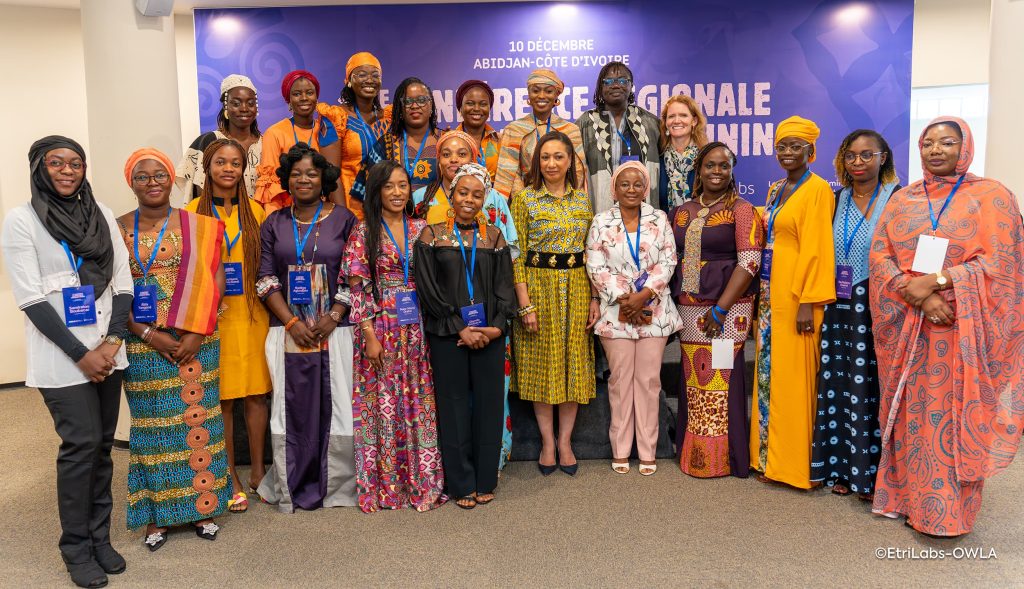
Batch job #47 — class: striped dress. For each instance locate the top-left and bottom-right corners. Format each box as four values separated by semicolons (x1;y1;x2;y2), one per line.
118;210;229;529
493;114;587;200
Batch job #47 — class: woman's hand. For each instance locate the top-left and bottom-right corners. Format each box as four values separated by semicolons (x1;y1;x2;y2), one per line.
475;326;502;343
289;321;319;349
617;290;649;319
587;298;601;329
148;330;179;364
796;303;815;334
901;274;937;308
458;327;488;349
701;308;724;339
364;333;384;371
173;333;204;365
312;314;339;342
520;310;539;333
76;349;114;383
921;293;955;326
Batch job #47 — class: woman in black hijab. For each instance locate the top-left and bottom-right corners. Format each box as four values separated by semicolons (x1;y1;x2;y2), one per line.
1;136;134;588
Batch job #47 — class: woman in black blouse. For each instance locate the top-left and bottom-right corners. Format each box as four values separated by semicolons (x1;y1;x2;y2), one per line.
414;162;516;509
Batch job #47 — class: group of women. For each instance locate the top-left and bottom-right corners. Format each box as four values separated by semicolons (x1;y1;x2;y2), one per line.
5;52;1023;589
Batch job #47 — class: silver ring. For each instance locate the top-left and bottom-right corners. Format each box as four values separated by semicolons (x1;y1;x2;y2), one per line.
929;316;940;323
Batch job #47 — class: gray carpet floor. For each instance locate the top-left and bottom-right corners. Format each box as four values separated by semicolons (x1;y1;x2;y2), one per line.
1;386;1020;588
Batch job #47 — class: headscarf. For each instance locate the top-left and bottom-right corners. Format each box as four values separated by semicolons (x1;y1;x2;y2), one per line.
450;162;491;193
220;74;257;96
345;52;381;85
610;160;650;202
526;68;564;94
123;148;175;187
455;80;494;109
281;70;320;102
919;115;974;184
775;115;821;162
438;129;481;161
28;135;114;295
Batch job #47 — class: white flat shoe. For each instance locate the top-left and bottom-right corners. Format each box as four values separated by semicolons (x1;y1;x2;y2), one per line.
611;461;630;474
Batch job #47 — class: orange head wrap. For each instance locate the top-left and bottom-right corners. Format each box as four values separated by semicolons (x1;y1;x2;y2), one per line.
345;52;382;85
775;116;821;162
123;148;175;187
438;129;481;161
526;68;564;94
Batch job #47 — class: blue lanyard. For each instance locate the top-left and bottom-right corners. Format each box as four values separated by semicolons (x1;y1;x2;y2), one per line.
622;214;642;271
614;120;632;153
533;113;551;141
60;241;83;274
291;200;324;265
381;216;410;285
924;174;965;232
765;170;811;244
455;226;478;303
209;203;241;256
291;115;318;145
841;182;882;260
403;131;428;178
352;108;379;157
133;208;172;282
461;124;488;167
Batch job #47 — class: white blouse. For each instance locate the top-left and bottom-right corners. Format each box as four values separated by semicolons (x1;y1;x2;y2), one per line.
1;203;133;388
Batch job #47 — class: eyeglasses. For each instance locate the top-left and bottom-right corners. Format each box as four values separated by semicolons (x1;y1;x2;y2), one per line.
775;143;810;154
616;181;646;192
402;96;432;107
602;77;631;87
132;172;171;185
44;157;84;172
843;150;884;164
920;140;961;150
351;71;381;82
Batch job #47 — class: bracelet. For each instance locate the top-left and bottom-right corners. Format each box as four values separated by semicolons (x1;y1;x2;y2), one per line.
713;304;729;317
517;305;536;318
141;326;153;343
590;295;600;301
709;306;725;326
284;317;300;331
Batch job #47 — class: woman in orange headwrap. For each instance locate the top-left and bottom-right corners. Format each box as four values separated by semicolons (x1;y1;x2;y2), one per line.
748;116;836;490
316;52;391;220
870;116;1024;537
494;69;587;200
254;70;342;212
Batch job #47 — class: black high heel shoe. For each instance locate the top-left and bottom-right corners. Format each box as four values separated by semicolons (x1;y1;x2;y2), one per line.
558;462;579;477
537;462;558;476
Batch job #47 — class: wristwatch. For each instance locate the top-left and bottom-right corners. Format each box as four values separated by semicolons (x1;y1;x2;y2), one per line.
934;272;948;290
103;335;123;347
329;310;343;323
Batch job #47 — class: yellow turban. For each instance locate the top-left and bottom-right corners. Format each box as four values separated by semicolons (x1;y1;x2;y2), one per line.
345;52;381;84
526;68;564;94
775;116;821;162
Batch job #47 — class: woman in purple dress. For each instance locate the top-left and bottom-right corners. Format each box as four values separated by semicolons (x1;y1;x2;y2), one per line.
255;143;358;512
672;142;763;478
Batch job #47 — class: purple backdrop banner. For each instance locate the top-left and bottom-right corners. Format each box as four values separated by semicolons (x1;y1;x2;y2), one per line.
194;0;913;203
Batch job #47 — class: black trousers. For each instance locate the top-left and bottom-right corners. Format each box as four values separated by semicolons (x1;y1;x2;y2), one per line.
427;334;505;498
39;372;122;563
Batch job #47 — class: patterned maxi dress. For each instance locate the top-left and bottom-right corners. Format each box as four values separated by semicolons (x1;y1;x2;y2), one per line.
672;198;762;478
344;218;446;512
510;185;595;405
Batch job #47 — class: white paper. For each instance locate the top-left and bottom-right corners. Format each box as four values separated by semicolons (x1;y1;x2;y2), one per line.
711;338;733;370
911;234;949;275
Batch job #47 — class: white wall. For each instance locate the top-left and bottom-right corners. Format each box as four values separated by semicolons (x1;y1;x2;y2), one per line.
911;0;991;87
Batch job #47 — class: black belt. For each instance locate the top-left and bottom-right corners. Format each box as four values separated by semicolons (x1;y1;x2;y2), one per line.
525;250;586;269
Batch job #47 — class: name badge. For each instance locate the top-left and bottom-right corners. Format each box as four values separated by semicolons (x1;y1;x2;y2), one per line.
711;338;733;370
836;264;854;299
288;270;313;305
460;302;486;328
911;234;949;275
224;262;244;296
63;285;97;327
633;271;649;292
620;155;641;164
760;249;773;280
133;284;158;323
395;291;420;325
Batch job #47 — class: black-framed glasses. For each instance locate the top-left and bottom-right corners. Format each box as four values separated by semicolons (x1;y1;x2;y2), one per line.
920;140;961;150
44;157;84;172
843;150;884;164
402;96;432;107
602;77;631;87
132;172;171;185
775;143;810;154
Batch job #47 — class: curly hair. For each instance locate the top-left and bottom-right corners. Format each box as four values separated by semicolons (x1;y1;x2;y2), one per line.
390;77;438;138
276;142;340;197
592;61;636;111
659;95;708;152
363;160;413;303
832;129;898;188
691;141;739;208
524;131;579;191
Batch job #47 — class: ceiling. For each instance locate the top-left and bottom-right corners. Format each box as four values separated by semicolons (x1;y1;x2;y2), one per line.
2;0;535;14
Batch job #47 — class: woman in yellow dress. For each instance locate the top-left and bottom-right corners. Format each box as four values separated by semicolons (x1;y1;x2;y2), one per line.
748;116;836;489
186;138;272;512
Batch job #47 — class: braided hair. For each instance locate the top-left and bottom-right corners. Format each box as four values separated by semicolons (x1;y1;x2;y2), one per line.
592;61;636;111
691;141;739;208
391;77;438;138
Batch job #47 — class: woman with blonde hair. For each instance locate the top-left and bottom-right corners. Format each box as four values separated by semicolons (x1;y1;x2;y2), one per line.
658;95;708;210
